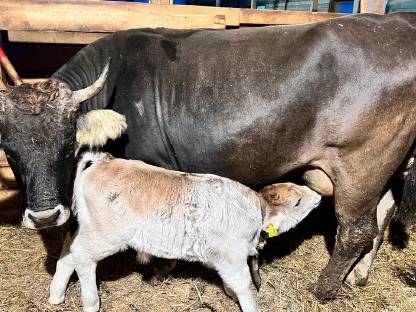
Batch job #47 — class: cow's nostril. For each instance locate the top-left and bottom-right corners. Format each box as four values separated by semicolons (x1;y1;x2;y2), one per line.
28;210;60;228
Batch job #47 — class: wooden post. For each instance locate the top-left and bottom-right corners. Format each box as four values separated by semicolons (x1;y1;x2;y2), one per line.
310;0;319;12
361;0;387;14
0;76;6;90
0;48;23;86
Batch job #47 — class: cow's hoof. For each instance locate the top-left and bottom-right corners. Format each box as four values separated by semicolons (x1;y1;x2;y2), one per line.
143;273;162;286
308;282;338;303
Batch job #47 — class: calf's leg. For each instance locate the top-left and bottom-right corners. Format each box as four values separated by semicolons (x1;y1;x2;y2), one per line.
215;259;259;312
70;231;121;312
49;233;75;304
345;189;396;286
69;234;101;312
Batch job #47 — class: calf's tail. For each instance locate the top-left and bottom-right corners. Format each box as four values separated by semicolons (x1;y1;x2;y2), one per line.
395;150;416;225
71;151;112;213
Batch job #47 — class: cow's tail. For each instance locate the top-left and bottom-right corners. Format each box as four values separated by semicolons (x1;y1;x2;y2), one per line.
395;152;416;225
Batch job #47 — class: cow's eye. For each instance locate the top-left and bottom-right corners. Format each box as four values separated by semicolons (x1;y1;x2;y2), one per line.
294;198;301;207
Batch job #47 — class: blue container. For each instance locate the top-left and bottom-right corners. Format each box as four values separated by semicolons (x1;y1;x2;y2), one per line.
335;1;354;13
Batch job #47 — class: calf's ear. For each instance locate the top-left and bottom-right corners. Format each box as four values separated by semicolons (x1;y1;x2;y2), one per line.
76;109;127;147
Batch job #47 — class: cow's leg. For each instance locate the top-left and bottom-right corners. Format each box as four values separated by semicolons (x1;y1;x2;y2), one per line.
309;186;380;301
142;258;177;286
215;258;258;312
346;189;396;286
49;232;75;304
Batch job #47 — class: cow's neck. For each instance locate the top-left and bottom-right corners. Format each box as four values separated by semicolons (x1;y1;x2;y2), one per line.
51;39;118;113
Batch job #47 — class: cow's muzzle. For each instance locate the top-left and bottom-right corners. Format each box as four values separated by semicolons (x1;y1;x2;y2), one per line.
22;204;70;230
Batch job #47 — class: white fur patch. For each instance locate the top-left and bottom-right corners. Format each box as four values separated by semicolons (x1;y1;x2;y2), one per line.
76;110;127;147
135;100;144;116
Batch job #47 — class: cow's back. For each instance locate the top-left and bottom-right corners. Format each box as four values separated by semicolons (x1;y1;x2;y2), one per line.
159;13;416;185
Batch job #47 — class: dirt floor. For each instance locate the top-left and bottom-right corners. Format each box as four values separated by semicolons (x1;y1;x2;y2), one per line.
1;203;416;312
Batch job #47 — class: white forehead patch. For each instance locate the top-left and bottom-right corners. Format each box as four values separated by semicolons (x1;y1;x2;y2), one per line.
76;109;127;147
135;100;144;116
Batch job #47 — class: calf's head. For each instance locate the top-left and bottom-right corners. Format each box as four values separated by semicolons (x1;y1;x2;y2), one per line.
0;63;125;229
260;182;321;235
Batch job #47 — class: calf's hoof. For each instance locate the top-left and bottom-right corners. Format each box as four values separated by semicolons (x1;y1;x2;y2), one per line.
83;301;100;312
345;269;369;287
48;295;65;305
308;282;339;303
223;284;238;302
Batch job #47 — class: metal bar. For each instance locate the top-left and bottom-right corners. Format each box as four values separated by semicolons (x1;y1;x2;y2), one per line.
353;0;360;13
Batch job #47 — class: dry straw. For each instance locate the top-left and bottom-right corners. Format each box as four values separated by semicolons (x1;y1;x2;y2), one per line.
1;205;415;312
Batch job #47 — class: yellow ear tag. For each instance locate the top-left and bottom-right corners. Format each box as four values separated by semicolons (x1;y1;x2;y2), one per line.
266;224;279;238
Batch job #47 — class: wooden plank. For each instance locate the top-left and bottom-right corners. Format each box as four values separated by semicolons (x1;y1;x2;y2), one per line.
0;189;21;212
0;151;8;168
22;78;47;84
150;0;173;4
0;151;17;189
364;0;387;14
361;0;368;13
0;151;17;190
0;167;17;189
0;74;6;90
0;1;231;31
0;48;23;85
240;9;344;25
8;31;106;44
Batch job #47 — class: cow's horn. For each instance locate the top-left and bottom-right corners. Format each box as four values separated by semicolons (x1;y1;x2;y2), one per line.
72;60;110;104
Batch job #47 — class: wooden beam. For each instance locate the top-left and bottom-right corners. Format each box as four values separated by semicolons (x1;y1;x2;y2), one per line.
22;78;47;84
0;75;6;90
0;151;8;167
0;167;17;189
150;0;173;4
360;0;368;13
0;1;231;31
0;48;23;85
0;0;345;35
0;190;21;213
8;31;106;44
239;9;344;25
363;0;387;14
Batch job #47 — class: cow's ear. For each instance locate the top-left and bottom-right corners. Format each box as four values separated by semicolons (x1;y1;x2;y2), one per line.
76;109;127;147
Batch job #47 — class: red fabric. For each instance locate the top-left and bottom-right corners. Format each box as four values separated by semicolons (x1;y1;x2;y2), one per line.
0;48;5;58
